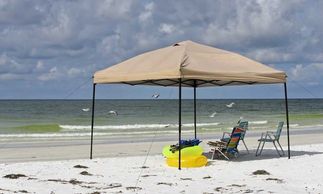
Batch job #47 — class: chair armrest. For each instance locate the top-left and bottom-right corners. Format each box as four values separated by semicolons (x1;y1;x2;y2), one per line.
260;131;275;141
260;132;267;139
222;132;231;139
207;141;226;148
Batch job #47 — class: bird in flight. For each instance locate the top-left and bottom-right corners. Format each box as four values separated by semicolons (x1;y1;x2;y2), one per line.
209;112;217;117
152;93;160;98
108;110;118;116
82;108;90;112
226;102;235;108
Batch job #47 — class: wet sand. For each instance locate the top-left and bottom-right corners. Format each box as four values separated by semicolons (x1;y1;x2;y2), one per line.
1;127;323;163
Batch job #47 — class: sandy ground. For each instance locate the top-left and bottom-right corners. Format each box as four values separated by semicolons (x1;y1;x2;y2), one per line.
0;142;323;193
0;128;323;193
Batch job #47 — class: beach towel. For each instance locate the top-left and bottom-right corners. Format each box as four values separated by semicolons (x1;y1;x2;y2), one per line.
170;139;202;153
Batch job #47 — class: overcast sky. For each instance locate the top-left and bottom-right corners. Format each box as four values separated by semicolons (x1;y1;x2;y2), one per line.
0;0;322;99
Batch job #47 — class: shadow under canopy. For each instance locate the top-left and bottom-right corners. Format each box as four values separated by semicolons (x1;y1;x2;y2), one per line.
90;40;290;169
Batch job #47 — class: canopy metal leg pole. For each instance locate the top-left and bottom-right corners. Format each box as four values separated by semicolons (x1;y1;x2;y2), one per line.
194;80;197;139
178;78;182;170
90;83;96;159
284;82;290;159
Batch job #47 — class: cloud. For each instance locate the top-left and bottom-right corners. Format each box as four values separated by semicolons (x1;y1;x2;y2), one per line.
67;67;84;78
139;2;154;22
37;67;60;81
0;0;323;98
0;73;27;80
159;23;176;34
289;63;323;85
36;61;44;70
0;53;30;75
0;0;45;25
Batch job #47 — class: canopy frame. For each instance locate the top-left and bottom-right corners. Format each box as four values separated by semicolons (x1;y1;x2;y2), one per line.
89;80;291;169
118;79;260;87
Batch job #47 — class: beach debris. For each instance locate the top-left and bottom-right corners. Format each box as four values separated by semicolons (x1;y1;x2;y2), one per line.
73;164;88;169
152;93;160;98
228;184;246;187
47;178;83;185
0;188;29;193
209;112;217;117
27;177;38;180
243;189;254;193
252;170;270;175
141;174;157;177
90;192;100;194
69;179;83;185
180;178;193;181
226;102;235;108
80;171;92;176
203;176;212;179
214;187;227;192
126;186;142;191
3;174;27;179
266;177;284;183
82;108;90;112
104;183;122;189
108;110;118;116
157;182;173;186
141;166;149;169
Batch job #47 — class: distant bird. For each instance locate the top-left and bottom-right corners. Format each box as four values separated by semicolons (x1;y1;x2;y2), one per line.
226;102;235;108
209;112;217;117
82;108;90;112
152;93;160;99
108;110;118;116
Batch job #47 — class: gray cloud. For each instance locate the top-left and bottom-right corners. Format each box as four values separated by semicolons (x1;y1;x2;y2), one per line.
289;63;323;85
0;0;323;98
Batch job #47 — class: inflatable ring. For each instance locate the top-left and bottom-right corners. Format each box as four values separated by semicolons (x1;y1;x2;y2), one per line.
162;145;203;158
166;155;208;168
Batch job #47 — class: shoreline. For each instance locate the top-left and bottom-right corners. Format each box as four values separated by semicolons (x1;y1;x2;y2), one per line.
1;126;323;163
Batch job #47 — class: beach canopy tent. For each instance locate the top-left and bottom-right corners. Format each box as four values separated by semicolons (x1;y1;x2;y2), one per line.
91;40;290;169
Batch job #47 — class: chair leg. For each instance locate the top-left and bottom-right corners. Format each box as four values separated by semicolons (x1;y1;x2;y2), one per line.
259;140;266;155
273;141;282;157
242;140;249;154
216;148;230;160
211;149;216;160
256;141;262;156
277;141;285;156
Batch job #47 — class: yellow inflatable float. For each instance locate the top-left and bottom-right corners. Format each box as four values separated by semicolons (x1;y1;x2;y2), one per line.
162;145;203;158
166;155;208;168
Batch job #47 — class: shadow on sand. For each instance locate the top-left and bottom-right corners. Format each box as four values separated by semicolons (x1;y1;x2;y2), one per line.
203;148;323;163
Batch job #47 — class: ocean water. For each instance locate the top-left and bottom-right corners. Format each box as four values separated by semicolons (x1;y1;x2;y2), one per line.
0;99;323;140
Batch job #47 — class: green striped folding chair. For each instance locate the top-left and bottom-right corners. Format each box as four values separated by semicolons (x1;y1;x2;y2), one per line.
221;121;249;153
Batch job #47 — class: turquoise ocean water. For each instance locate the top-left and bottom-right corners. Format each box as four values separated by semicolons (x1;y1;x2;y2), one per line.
0;99;322;140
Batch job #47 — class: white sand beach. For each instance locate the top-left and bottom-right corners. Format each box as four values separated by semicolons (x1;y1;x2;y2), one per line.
1;129;323;194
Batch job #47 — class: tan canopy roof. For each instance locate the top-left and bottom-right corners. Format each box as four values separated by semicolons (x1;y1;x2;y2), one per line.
94;40;286;87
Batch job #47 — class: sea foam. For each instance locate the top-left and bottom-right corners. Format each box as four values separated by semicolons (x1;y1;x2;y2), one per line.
59;122;220;131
